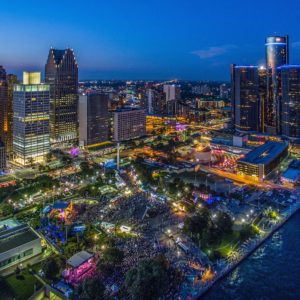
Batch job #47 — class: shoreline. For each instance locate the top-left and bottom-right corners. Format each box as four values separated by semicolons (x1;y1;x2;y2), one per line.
193;201;300;299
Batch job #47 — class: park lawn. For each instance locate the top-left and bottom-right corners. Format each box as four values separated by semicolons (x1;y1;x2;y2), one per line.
204;230;241;259
5;269;42;300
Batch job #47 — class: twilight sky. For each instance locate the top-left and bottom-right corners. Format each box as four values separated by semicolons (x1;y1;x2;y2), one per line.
1;0;300;81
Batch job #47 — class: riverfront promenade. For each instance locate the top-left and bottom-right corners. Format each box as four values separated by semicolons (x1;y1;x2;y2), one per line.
180;199;300;299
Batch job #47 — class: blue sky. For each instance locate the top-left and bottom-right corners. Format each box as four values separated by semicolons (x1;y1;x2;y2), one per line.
1;0;300;80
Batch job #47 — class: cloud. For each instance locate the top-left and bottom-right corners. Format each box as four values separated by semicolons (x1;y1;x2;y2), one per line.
191;44;237;59
292;41;300;48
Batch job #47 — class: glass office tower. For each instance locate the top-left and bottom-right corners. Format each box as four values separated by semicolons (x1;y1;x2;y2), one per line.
13;72;50;166
6;74;19;157
231;66;262;132
278;65;300;140
0;66;8;153
265;36;289;133
45;48;78;145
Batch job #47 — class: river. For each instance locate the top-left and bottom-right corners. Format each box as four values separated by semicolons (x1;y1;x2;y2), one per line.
203;212;300;300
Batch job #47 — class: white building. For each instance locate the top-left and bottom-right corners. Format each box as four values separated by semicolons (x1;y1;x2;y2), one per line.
0;221;42;274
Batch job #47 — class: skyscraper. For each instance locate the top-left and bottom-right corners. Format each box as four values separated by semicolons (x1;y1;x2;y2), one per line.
163;85;180;116
265;35;289;133
13;72;50;166
231;66;262;132
78;93;109;146
0;66;8;154
278;65;300;139
6;74;18;157
45;48;78;145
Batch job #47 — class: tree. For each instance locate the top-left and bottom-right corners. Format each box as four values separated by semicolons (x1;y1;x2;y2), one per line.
60;155;72;166
45;152;53;163
27;157;34;167
80;161;90;173
74;277;106;300
123;256;181;300
214;212;233;235
183;207;210;236
42;257;61;280
102;247;124;265
0;203;14;217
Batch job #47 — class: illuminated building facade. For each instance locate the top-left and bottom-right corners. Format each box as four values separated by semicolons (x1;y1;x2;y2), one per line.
78;93;109;146
0;67;8;157
113;108;146;142
45;48;78;145
237;141;288;179
265;36;289;133
0;222;42;274
0;141;6;172
278;65;300;139
231;66;262;132
13;72;50;166
163;84;180;116
6;74;18;157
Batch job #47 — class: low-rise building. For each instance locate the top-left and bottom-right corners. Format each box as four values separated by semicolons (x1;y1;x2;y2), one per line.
281;159;300;187
237;141;288;180
63;250;97;286
0;221;42;274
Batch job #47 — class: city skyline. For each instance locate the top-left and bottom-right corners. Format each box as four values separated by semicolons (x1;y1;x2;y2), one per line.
1;0;300;80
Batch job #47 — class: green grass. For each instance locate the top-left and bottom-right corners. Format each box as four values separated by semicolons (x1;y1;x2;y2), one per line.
5;269;42;300
203;231;241;260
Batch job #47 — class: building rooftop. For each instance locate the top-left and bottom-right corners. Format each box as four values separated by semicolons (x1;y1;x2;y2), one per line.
52;202;69;210
67;251;94;268
52;49;66;65
282;168;300;181
238;141;288;165
289;159;300;169
0;224;40;253
0;218;20;232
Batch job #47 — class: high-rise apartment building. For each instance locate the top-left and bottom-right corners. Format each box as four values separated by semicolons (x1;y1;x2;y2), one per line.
45;48;78;145
163;84;180;116
265;36;289;133
278;65;300;139
163;84;181;101
113;109;146;142
78;93;109;146
13;72;50;166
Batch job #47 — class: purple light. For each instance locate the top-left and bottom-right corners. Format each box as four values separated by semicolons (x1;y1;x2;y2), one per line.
70;147;80;157
175;123;187;131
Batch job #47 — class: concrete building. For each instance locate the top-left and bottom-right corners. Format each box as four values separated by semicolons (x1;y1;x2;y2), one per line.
13;72;50;166
0;220;42;274
163;84;180;101
78;93;109;146
281;160;300;187
237;141;288;180
113;109;146;142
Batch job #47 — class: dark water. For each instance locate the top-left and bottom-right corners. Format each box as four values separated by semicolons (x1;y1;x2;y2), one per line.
203;213;300;300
